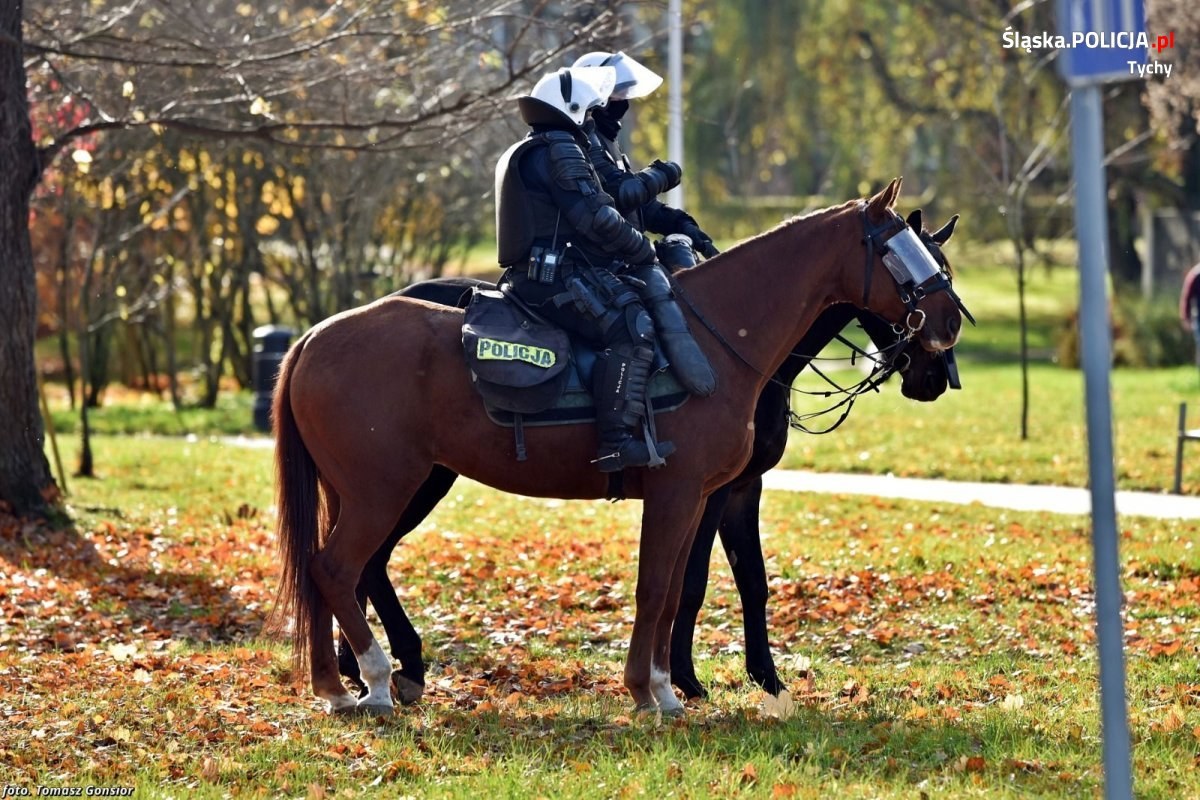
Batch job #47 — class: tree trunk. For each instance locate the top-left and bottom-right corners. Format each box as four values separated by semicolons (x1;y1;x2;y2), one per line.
1107;178;1142;287
58;198;76;409
76;320;94;479
0;1;56;515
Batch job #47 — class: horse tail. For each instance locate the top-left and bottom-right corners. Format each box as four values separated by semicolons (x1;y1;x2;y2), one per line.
269;331;327;678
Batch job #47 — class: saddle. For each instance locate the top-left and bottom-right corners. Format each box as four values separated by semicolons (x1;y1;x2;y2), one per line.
461;287;689;458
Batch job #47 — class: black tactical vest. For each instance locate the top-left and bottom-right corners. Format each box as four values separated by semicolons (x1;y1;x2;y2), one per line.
494;132;574;268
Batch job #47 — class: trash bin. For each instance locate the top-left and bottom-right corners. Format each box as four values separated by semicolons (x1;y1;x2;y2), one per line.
252;325;295;432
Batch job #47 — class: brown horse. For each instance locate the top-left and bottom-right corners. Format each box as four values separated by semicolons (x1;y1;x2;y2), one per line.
273;179;965;716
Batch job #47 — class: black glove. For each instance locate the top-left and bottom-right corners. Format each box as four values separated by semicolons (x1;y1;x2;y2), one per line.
681;222;719;259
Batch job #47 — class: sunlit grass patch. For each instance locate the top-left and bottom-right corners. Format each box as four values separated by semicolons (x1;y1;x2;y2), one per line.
4;436;1197;797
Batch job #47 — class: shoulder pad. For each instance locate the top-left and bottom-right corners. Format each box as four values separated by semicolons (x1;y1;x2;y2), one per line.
547;140;594;190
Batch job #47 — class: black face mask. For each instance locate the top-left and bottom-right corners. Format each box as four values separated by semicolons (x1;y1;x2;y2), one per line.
592;100;630;141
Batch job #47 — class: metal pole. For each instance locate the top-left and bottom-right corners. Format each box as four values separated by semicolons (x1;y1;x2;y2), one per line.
666;0;684;210
1068;83;1134;800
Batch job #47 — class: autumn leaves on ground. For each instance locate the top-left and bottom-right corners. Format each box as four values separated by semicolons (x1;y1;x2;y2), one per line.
1;435;1198;798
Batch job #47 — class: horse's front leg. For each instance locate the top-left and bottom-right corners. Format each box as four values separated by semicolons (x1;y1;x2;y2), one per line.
719;477;784;696
625;486;705;717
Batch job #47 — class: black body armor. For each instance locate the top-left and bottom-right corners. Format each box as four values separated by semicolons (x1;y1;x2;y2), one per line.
495;130;654;270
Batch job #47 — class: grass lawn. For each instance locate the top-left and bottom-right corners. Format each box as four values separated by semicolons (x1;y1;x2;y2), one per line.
3;435;1198;798
12;241;1199;795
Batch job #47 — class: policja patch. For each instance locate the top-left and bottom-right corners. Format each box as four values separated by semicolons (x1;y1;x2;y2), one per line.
476;337;557;368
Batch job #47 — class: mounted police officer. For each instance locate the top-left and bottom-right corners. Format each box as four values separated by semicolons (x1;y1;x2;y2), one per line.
497;65;680;472
571;51;717;397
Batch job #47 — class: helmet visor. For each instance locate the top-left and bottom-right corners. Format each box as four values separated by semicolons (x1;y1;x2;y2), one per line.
570;65;617;111
603;52;664;100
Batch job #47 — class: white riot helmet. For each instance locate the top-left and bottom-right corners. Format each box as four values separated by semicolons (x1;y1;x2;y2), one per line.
517;65;616;129
572;51;662;100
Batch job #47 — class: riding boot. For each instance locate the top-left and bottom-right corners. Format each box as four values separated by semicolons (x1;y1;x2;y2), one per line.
593;344;676;472
628;261;717;397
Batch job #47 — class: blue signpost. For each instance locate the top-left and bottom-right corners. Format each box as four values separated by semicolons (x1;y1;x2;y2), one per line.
1057;0;1147;85
1055;1;1146;798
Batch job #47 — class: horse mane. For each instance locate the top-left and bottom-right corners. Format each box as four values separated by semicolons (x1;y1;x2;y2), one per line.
678;198;862;284
679;196;955;282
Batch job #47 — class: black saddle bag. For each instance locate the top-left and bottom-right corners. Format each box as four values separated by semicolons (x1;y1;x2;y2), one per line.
461;288;571;414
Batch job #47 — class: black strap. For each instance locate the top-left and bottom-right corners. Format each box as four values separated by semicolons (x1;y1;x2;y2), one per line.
513;413;527;461
606;472;625;502
668;272;766;376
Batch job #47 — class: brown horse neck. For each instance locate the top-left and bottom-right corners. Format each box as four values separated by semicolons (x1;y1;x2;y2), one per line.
675;200;862;385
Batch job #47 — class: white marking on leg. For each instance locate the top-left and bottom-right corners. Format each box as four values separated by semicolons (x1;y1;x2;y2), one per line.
357;640;394;710
650;665;683;714
316;686;358;714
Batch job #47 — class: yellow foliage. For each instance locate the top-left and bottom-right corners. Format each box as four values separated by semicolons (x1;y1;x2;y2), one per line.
255;215;280;236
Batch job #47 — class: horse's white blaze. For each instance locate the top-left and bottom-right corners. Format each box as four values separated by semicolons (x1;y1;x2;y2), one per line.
357;640;393;708
650;666;682;712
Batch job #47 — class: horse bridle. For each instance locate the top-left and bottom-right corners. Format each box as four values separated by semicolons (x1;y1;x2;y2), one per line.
859;203;975;338
672;205;971;430
781;214;972;432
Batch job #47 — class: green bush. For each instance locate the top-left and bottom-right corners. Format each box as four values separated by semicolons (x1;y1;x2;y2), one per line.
1057;293;1193;368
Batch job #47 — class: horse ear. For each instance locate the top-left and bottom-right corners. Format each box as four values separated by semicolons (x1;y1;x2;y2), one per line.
866;177;903;219
906;208;924;231
930;214;959;245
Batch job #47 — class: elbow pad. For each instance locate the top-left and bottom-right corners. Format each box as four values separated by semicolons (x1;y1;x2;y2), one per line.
592;205;655;265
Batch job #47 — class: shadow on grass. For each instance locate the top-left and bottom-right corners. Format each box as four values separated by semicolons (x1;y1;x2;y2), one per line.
319;699;1102;796
0;510;262;653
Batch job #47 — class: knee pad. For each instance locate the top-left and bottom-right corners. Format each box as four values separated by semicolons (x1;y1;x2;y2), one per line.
630;262;673;304
626;306;656;346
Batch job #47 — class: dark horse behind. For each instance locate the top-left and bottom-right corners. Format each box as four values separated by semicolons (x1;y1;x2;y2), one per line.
335;209;962;705
272;179;965;716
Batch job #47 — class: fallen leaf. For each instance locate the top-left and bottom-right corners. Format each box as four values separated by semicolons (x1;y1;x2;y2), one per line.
1000;694;1025;710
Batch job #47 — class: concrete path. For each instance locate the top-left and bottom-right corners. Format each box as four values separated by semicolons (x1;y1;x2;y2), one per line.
221;437;1200;520
762;469;1200;520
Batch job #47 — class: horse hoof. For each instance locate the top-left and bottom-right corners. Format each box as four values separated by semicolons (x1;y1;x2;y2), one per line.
673;675;707;700
633;702;657;717
661;705;687;720
392;672;424;706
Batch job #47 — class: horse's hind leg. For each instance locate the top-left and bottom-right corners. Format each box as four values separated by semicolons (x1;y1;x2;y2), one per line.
338;466;459;703
670;484;733;699
720;477;784;696
311;495;408;715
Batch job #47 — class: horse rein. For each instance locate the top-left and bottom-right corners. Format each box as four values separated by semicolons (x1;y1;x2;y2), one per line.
778;326;913;435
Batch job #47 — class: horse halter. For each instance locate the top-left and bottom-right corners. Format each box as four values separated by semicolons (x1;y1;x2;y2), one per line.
859;204;975;336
